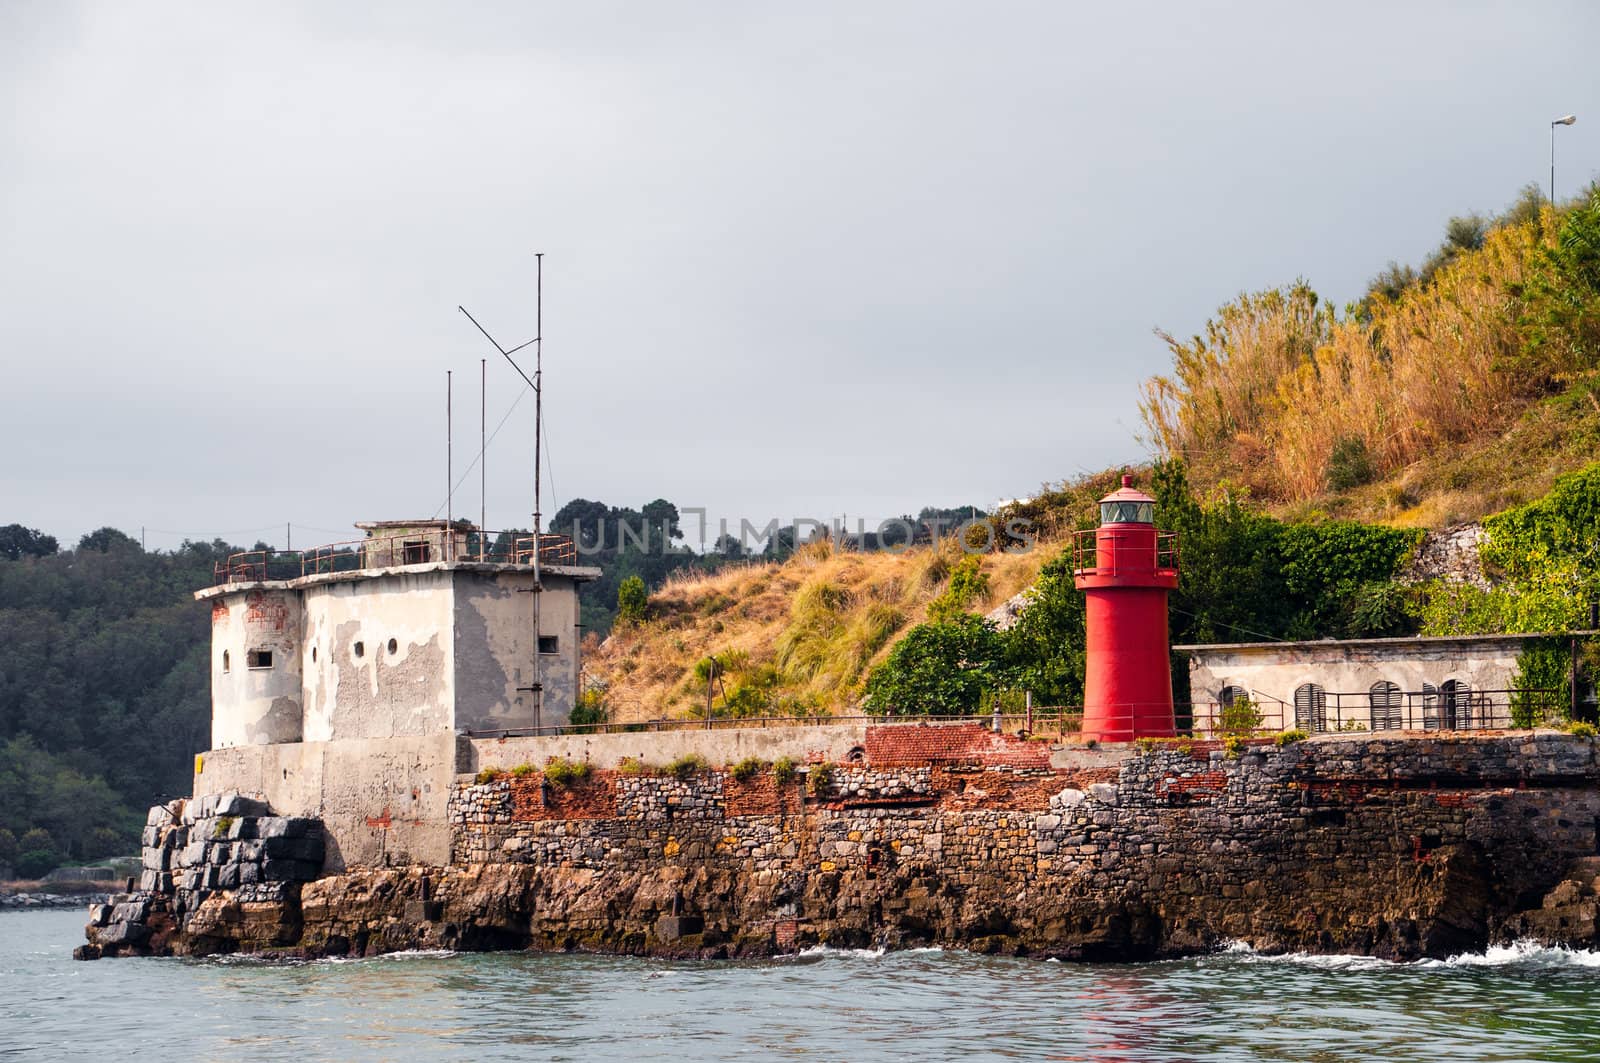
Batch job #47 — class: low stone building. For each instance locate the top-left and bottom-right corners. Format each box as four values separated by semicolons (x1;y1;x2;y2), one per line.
1177;632;1585;734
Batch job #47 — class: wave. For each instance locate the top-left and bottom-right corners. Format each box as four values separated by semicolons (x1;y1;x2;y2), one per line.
1219;939;1600;970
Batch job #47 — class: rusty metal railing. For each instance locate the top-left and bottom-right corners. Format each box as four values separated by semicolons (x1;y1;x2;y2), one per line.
213;530;580;585
463;692;1575;741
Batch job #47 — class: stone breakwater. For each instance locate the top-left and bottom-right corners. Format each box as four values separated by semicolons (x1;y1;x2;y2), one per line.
79;731;1600;962
75;792;323;959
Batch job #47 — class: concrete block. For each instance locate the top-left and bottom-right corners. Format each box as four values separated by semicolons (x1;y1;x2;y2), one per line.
654;914;703;941
97;921;150;948
215;793;269;818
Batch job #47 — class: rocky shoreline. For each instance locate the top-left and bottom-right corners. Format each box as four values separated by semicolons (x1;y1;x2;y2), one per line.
2;891;112;911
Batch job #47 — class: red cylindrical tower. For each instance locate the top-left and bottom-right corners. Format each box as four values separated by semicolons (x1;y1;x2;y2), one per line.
1073;475;1179;742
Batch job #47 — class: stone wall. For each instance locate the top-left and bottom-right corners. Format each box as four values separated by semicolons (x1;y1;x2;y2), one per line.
429;732;1600;960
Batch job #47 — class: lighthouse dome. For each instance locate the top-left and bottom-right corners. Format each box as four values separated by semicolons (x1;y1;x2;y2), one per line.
1098;475;1156;525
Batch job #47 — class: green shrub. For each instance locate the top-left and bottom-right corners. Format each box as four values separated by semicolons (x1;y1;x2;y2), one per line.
0;828;17;865
617;757;650;776
474;767;505;785
666;753;709;781
1274;729;1310;746
569;688;609;728
1223;736;1246;758
807;761;834;796
213;816;235;838
1326;436;1376;491
1567;721;1597;738
616;576;648;627
729;757;765;782
15;828;58;879
543;758;592;787
1215;698;1264;737
771;756;798;785
510;763;537;779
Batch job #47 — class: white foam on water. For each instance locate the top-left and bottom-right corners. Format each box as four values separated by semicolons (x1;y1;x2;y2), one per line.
1424;940;1600;969
1219;939;1600;971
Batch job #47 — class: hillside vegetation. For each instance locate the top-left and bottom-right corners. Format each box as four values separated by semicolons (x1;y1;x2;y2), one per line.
588;535;1053;722
1142;186;1600;525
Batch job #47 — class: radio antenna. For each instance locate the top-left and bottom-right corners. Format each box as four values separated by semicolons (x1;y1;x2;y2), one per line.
458;252;546;730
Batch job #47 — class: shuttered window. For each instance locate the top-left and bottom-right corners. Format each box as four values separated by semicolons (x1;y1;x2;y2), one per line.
1294;683;1328;733
1369;681;1402;731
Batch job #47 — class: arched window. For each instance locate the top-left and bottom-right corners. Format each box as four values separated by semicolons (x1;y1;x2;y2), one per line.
1219;685;1248;709
1441;680;1472;730
1294;683;1328;733
222;650;230;674
1422;682;1439;731
1369;681;1402;731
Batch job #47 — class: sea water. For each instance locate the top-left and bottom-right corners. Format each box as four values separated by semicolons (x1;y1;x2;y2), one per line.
4;910;1599;1061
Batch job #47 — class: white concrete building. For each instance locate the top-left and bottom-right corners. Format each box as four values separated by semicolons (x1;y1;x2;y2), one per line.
1178;633;1582;734
197;520;601;749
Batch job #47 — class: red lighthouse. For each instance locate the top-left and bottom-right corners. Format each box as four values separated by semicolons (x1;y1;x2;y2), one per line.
1072;475;1180;742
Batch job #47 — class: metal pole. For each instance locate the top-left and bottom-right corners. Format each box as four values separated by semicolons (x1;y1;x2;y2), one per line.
446;370;453;559
480;357;487;560
533;253;544;732
1552;121;1557;204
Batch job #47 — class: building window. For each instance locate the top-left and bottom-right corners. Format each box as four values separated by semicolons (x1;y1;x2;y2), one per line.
1421;682;1440;730
311;645;317;663
538;635;559;655
403;540;431;564
1441;679;1472;730
1218;685;1248;709
246;649;273;670
1294;683;1328;733
354;641;365;659
387;638;398;655
1370;681;1402;731
222;650;230;674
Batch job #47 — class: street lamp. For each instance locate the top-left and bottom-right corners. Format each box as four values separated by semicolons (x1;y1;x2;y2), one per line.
1552;114;1577;204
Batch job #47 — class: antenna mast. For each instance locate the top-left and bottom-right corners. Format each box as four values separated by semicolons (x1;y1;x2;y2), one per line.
456;253;548;732
532;252;544;733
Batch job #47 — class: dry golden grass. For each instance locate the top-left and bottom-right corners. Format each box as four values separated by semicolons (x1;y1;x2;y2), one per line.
1142;210;1564;503
587;537;1056;723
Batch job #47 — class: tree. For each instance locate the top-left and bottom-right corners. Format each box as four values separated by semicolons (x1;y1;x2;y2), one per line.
616;576;648;626
77;527;141;553
864;615;1009;715
0;525;58;561
15;828;59;879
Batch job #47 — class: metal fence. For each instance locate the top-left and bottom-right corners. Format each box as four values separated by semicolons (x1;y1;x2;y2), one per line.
213;530;579;585
461;692;1572;741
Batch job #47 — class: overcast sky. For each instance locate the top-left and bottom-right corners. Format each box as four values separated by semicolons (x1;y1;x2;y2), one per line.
3;1;1597;552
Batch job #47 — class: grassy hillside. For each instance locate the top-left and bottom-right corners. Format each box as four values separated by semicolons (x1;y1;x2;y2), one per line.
587;536;1054;722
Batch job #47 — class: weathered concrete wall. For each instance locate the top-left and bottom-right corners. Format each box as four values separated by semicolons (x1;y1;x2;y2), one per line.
209;589;303;748
466;722;875;773
193;735;459;870
1184;636;1527;730
451;570;584;733
301;571;456;742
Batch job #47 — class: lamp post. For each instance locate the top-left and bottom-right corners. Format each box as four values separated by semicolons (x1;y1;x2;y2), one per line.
1552;114;1577;204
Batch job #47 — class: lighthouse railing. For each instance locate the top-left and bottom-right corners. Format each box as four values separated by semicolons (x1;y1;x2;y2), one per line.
1070;528;1180;577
